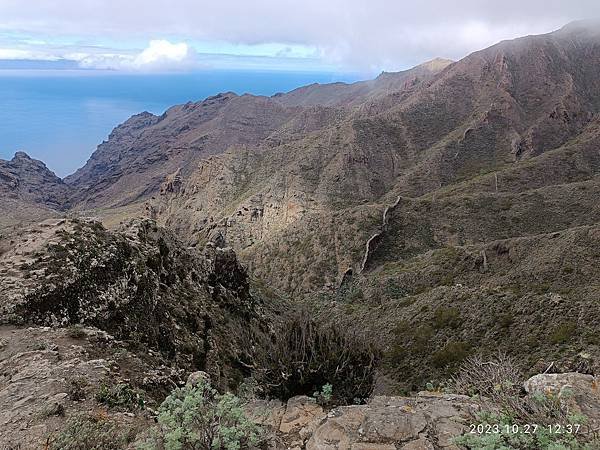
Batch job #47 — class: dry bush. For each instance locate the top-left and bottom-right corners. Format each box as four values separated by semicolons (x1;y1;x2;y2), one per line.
453;352;522;399
453;353;569;426
254;308;379;404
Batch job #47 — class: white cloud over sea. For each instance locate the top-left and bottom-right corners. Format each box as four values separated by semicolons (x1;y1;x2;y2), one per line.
68;40;198;71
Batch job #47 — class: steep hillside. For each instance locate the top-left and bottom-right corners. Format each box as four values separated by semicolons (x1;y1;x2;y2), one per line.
136;21;600;294
0;151;71;232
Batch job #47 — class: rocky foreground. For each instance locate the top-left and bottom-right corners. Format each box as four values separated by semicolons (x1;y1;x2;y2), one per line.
1;322;599;448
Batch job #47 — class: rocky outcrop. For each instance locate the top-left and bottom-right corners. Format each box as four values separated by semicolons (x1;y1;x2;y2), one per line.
524;372;600;429
0;218;271;390
246;393;480;449
0;152;71;232
0;151;71;210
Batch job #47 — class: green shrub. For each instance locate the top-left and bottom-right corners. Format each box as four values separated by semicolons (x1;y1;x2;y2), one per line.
313;383;333;407
550;321;577;344
50;414;138;450
385;280;407;299
432;307;461;329
140;379;264;450
95;382;145;409
497;313;515;329
431;341;470;368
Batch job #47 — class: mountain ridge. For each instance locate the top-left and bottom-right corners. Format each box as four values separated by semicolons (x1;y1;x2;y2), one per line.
3;21;600;295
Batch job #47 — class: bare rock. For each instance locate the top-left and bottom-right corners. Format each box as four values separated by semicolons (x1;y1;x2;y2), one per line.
244;399;286;429
186;371;210;387
306;394;478;450
279;396;325;434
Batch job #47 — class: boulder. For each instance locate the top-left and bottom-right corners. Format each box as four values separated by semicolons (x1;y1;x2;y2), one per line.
524;372;600;426
305;394;478;449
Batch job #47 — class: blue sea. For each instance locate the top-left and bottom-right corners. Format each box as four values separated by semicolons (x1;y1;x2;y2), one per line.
0;70;360;177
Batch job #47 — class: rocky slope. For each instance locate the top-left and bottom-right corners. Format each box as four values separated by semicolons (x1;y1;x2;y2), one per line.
0;218;275;391
0;152;71;232
132;20;600;297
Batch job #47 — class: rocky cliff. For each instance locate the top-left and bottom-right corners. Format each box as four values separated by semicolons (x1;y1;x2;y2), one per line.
0;151;72;231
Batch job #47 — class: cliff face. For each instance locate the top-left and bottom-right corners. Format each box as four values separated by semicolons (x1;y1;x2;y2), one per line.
0;152;72;231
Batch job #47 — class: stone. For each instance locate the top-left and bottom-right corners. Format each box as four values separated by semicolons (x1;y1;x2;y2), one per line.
279;396;325;434
244;399;286;429
186;371;210;387
306;394;477;450
524;373;600;426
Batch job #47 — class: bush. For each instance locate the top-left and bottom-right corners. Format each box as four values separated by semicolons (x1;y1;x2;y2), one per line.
550;321;577;344
254;308;379;404
432;307;461;329
313;383;333;407
453;353;522;400
68;377;88;401
140;379;264;450
50;414;138;449
452;354;598;449
431;341;470;368
95;382;145;409
66;325;87;339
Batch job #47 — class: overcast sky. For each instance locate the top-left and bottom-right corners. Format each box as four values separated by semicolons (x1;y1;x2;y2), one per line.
0;1;598;74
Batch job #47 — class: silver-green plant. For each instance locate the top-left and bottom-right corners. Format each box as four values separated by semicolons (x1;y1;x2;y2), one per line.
140;378;264;450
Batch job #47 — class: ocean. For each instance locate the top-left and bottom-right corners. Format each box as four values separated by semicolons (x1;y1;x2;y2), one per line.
0;70;361;177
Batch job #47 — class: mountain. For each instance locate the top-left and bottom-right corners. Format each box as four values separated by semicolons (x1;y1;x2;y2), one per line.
7;21;600;294
76;20;598;294
0;151;71;231
2;20;600;449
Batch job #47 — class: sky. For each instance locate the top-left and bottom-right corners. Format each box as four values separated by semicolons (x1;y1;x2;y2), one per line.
0;1;599;74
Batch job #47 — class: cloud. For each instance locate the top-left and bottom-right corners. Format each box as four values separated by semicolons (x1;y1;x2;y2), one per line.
0;0;598;72
68;40;197;71
0;48;61;61
132;40;193;68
